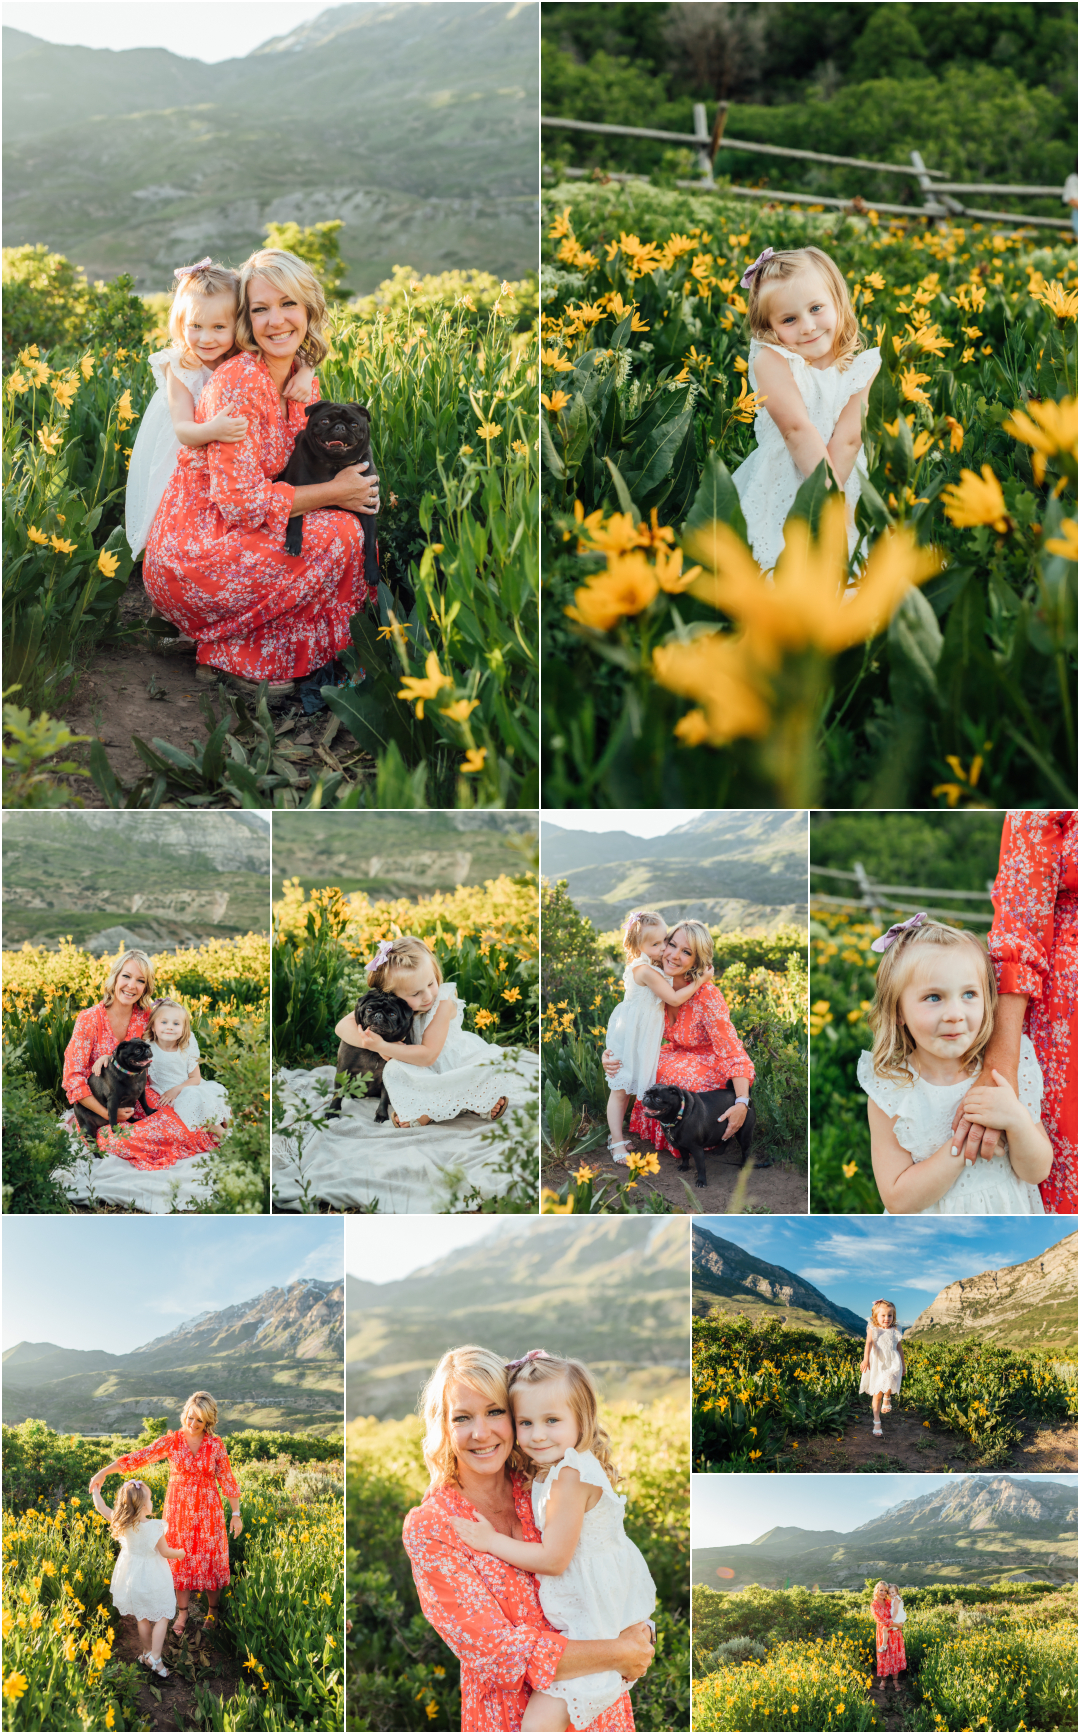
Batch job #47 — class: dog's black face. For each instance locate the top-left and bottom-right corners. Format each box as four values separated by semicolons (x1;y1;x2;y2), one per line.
355;989;413;1044
302;400;370;466
111;1039;154;1075
640;1085;684;1123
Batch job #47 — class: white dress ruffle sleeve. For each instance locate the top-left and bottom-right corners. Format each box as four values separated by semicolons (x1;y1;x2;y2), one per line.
605;962;666;1096
531;1446;656;1728
110;1519;176;1622
859;1324;905;1396
125;349;213;557
733;340;881;571
382;982;516;1124
857;1034;1046;1214
148;1036;230;1132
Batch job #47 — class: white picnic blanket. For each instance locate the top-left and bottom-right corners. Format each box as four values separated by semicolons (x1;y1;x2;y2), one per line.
53;1150;213;1214
272;1048;538;1212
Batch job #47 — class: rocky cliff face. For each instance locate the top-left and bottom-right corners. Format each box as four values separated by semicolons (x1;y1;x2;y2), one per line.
908;1232;1078;1345
857;1475;1078;1537
135;1280;343;1364
3;812;269;872
692;1225;866;1334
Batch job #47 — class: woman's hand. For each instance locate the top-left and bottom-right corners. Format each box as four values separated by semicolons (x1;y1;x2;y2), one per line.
229;1514;243;1538
601;1048;622;1078
860;1360;870;1375
330;461;380;514
616;1621;655;1683
115;1106;136;1122
450;1512;496;1549
717;1102;748;1136
89;1473;105;1492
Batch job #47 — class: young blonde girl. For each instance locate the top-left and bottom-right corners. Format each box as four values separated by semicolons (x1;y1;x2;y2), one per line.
859;1298;905;1438
605;910;706;1163
90;1477;185;1677
125;257;314;559
859;913;1051;1214
147;998;231;1137
334;936;511;1129
450;1351;656;1733
732;243;881;571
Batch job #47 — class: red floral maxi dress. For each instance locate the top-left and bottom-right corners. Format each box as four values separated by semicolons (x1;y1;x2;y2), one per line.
143;351;373;680
989;810;1078;1214
113;1431;239;1592
403;1477;635;1733
871;1595;906;1678
628;982;755;1158
63;1003;218;1168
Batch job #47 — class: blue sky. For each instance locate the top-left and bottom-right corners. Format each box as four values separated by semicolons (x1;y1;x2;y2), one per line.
542;811;705;838
698;1216;1077;1330
5;2;330;62
2;1218;342;1353
692;1473;1079;1549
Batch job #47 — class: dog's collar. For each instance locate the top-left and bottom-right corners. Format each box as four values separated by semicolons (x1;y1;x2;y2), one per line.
110;1058;151;1077
647;1089;688;1127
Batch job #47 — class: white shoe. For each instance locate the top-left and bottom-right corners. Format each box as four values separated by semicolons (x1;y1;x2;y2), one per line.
147;1655;169;1677
609;1140;631;1166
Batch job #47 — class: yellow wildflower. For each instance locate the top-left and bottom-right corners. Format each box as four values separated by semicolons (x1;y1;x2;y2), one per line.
566;551;659;630
898;365;932;405
461;747;487;774
52;376;78;410
38;426;64;455
5;370;29;395
1044;518;1077;560
653;633;771;746
97;548;120;577
940;465;1011;533
476;419;501;440
79;352;94;380
541;390;571;414
50;535;78;554
28;525;50;545
440;698;480;723
397;651;451;718
2;1674;29;1702
1001;397;1078;485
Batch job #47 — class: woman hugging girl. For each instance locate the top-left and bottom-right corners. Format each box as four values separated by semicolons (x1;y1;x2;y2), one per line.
605;909;706;1165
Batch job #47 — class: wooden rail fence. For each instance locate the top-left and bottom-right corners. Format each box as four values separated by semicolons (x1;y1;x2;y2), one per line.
542;104;1072;231
809;861;996;929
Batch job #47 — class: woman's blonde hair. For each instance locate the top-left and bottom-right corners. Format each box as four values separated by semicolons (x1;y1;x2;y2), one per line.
181;1391;218;1436
869;920;996;1084
102;950;156;1010
748;245;864;373
419;1345;524;1488
507;1352;619;1489
871;1298;897;1327
110;1479;149;1539
149;997;192;1052
367;936;443;994
622;910;666;961
235;248;330;367
665;920;715;982
167;262;241;363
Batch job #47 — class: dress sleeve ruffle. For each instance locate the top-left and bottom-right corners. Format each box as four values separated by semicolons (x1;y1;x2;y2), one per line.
857;1050;919;1151
115;1433;175;1472
839;347;880;404
553;1446;611;1492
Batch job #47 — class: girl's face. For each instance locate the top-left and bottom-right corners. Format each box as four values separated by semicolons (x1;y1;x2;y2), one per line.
151;1007;186;1049
898;949;985;1062
875;1307;896;1330
388;963;440;1013
447;1381;514;1478
511;1376;581;1467
183;292;237;366
765;266;839;365
638;924;668;965
114;961;147;1006
663;930;695;980
247;274;308;365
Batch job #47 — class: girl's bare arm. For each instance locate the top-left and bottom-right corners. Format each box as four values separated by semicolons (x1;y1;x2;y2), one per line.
90;1486;113;1519
825;383;873;486
868;1099;968;1212
165;367;248;448
155;1536;185;1560
355;999;455;1068
753;348;836;482
632;962;703;1006
450;1472;592;1575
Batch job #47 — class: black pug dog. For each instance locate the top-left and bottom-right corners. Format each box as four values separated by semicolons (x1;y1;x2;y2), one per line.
73;1039;155;1141
327;989;415;1122
275;401;380;590
639;1083;759;1189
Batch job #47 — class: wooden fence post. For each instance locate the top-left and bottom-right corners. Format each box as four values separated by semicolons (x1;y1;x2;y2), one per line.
853;860;882;927
910;149;948;229
693;103;713;182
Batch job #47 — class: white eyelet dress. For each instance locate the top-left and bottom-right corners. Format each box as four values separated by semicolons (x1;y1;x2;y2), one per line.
125;349;213;558
733;339;881;572
859;1325;905;1396
531;1446;656;1728
110;1518;176;1622
148;1037;231;1132
856;1034;1046;1214
605;963;666;1096
382;982;516;1124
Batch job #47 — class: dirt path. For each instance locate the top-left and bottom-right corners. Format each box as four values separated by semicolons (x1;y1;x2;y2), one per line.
867;1675;912;1730
113;1605;245;1730
544;1120;807;1216
787;1402;1078;1473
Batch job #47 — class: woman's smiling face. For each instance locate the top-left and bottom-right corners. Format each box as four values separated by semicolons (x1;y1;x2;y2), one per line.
663;930;694;979
247;274;308;363
113;961;147;1005
447;1381;514;1478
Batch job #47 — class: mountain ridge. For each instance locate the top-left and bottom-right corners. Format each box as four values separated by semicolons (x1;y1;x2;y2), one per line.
907;1233;1078;1351
692;1224;866;1335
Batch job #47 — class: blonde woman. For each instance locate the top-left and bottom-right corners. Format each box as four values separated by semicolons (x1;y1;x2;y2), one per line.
601;923;754;1161
401;1346;654;1732
90;1392;242;1637
143;246;379;702
62;951;220;1168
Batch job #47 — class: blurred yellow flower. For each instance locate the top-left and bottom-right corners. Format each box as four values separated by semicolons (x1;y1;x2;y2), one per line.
1001;397;1078;485
842;1161;858;1178
27;525;49;545
52;377;77;410
440;698;479;723
1044;518;1078;560
940;465;1010;533
5;370;29;396
116;389;137;427
2;1674;28;1702
653;633;771;746
17;345;40;362
566;551;659;630
540;348;574;372
476;419;501;440
397;651;450;718
79;352;94;380
50;535;78;555
97;549;120;577
898;365;932;405
512;439;529;454
1031;280;1078;320
461;747;487;773
37;427;64;455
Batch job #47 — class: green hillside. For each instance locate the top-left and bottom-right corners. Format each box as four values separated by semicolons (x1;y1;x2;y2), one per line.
272;810;537;897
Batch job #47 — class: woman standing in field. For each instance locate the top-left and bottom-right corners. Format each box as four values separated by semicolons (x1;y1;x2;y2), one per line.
402;1345;655;1732
870;1580;905;1691
89;1392;242;1635
143;247;379;702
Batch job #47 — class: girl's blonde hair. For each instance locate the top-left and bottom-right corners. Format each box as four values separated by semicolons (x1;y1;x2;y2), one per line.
871;1298;897;1327
102;950;156;1010
869;920;996;1084
507;1352;619;1489
110;1480;149;1539
149;997;192;1052
419;1345;525;1488
181;1391;218;1436
665;920;715;982
168;262;241;362
367;936;443;994
748;245;864;373
235;248;330;367
622;910;666;961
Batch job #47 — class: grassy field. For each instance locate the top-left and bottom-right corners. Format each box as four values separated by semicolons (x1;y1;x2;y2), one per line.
692;1315;1078;1472
346;1399;689;1732
1;1419;343;1732
540;181;1077;810
1;934;270;1214
691;1581;1078;1731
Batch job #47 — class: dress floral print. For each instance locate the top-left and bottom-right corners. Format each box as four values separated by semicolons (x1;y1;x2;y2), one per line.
143;352;373;680
629;983;755;1157
403;1476;634;1732
989;810;1077;1213
63;1003;218;1168
113;1432;239;1592
871;1595;906;1677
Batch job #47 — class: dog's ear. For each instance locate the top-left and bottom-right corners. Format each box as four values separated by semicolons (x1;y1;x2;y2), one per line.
350;403;371;423
304;403;322;419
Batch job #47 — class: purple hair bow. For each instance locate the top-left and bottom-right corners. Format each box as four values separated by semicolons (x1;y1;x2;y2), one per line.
173;256;213;281
740;248;775;290
505;1349;551;1375
871;911;927;953
366;939;395;972
623;909;646;931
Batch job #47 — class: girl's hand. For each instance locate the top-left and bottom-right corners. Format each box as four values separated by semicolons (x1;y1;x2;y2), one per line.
229;1514;243;1537
956;1070;1021;1136
91;1054;109;1077
450;1512;496;1549
174;1547;186;1559
203;411;249;444
283;366;315;403
601;1048;622;1078
157;1085;185;1107
354;1028;386;1054
860;1361;869;1375
617;1621;655;1683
